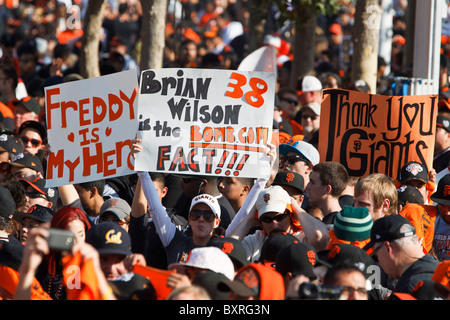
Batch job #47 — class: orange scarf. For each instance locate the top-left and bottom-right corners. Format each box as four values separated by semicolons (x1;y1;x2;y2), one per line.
327;229;371;250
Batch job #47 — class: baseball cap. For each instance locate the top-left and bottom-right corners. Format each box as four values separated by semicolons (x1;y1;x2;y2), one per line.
272;170;304;194
259;232;299;267
437;115;450;132
8;153;44;174
13;96;41;114
397;185;424;206
0;133;23;158
279;140;320;165
189;193;221;218
296;75;322;94
99;197;131;221
218;263;285;300
0;186;16;220
333;206;373;242
275;242;324;279
207;236;249;270
191;271;229;300
325;243;375;278
399;161;428;185
363;214;416;251
18;120;47;144
301;102;321;116
86;221;132;256
430;173;450;205
13;204;54;224
19;178;59;208
255;185;292;218
168;246;235;280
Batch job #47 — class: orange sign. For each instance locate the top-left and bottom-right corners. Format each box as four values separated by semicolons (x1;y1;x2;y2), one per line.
319;89;437;179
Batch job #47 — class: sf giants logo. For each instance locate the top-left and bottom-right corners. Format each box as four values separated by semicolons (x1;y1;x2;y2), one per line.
444;185;450;197
307;250;316;266
285;172;295;183
222;242;234;254
237;268;259;289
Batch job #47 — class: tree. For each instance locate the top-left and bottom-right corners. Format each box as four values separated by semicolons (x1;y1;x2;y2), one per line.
350;0;382;93
79;0;107;79
139;0;169;71
261;0;339;88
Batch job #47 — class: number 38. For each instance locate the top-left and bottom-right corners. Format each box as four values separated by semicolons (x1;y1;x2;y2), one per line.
225;72;268;108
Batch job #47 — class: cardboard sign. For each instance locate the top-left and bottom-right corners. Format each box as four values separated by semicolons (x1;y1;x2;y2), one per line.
45;70;139;187
134;68;275;179
319;89;437;179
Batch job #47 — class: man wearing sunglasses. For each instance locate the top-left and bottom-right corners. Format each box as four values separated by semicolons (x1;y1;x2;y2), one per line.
363;214;438;299
137;170;223;266
18;120;47;156
296;102;321;147
227;185;329;262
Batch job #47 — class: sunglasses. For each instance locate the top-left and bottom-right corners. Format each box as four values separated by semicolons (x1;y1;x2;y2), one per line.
259;212;290;223
21;136;42;147
281;98;298;106
301;114;318;121
189;210;216;222
284;154;309;165
26;192;47;200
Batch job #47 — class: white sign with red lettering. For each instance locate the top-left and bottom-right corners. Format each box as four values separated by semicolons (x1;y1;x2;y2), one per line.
135;68;275;179
44;70;139;187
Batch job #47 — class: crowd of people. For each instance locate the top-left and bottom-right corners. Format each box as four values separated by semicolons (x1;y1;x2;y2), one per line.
0;0;450;302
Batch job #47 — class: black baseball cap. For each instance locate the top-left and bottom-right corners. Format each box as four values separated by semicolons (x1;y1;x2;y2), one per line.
437;115;450;132
208;236;249;270
13;204;54;224
363;214;416;251
86;221;132;256
275;242;324;279
8;153;44;174
324;243;376;278
259;232;299;266
430;174;450;205
13;96;41;114
19;178;59;208
0;132;23;158
18;120;47;144
0;186;16;220
397;185;424;206
399;161;428;185
272;170;305;194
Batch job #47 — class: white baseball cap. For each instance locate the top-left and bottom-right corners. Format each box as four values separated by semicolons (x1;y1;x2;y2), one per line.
279;140;320;166
302;102;321;116
255;185;292;218
297;75;322;93
168;247;235;280
189;193;221;218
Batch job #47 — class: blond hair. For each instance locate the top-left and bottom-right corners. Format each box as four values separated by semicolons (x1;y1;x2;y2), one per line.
354;173;398;215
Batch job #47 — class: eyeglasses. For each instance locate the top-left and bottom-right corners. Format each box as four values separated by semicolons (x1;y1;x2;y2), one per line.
281;98;298;106
189;210;216;222
284;154;309;165
259;212;290;223
21;136;42;147
301;114;318;121
341;286;368;297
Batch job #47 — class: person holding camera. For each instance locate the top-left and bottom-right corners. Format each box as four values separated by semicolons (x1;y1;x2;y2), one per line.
13;226;114;300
